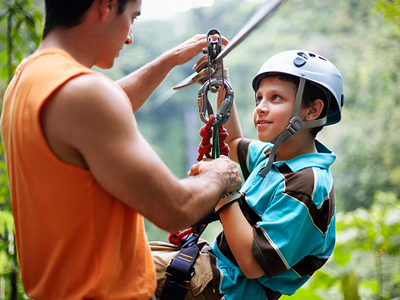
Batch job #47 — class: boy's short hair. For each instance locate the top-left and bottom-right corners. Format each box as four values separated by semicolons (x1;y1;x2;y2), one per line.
260;73;330;137
43;0;135;38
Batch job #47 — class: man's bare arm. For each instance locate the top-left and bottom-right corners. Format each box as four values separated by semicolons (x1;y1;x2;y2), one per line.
117;34;229;112
41;74;241;233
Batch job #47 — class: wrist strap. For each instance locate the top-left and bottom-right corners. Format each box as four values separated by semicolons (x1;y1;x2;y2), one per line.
214;190;242;213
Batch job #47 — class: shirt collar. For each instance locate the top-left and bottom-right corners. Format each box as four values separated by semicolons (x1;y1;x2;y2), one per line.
272;140;336;172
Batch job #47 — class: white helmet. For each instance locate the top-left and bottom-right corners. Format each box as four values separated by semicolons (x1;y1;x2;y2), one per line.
252;50;344;125
253;50;344;177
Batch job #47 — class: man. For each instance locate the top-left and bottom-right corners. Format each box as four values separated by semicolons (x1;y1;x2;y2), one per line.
0;0;241;298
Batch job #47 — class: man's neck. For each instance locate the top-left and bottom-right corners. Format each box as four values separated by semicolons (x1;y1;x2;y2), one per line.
38;27;97;68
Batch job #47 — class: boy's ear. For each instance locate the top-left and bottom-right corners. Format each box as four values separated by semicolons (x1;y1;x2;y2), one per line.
305;99;324;121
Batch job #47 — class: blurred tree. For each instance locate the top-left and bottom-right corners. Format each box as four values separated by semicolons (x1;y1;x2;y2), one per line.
373;0;400;34
0;0;42;96
0;0;42;298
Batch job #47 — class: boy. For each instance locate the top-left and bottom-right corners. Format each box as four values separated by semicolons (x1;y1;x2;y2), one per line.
152;49;344;300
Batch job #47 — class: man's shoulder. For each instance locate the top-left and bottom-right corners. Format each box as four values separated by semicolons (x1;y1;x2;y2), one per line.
64;73;114;93
56;72;127;108
40;70;134;169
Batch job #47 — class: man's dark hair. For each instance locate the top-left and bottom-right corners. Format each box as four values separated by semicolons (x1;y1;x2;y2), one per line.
43;0;134;38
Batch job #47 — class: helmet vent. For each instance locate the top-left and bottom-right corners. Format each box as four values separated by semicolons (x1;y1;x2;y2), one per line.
297;52;308;59
293;56;307;67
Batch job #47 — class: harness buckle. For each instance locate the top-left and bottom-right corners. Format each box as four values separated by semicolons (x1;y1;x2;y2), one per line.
165;259;195;283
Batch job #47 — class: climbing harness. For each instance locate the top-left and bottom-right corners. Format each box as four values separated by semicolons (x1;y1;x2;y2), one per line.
160;1;287;299
161;29;235;300
161;213;218;300
167;29;233;249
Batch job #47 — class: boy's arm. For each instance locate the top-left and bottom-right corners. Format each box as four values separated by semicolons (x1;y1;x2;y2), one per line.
213;69;261;277
218;202;265;279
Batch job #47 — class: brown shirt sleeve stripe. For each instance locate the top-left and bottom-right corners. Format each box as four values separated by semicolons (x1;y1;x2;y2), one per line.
237;138;252;180
252;226;289;278
277;164;335;234
292;255;328;277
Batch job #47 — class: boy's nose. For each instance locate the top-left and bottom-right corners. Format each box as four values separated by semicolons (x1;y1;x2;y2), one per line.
256;100;269;114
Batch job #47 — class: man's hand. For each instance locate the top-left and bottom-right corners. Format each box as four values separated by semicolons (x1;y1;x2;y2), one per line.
173;36;230;90
168;34;229;67
188;156;241;193
118;34;228;112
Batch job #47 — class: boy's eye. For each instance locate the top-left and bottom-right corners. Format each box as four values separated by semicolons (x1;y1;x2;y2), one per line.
272;94;283;101
255;96;262;106
255;94;283;106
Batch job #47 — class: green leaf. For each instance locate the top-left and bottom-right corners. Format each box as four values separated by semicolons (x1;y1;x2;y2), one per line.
0;9;8;22
280;288;324;300
0;50;9;64
0;210;15;238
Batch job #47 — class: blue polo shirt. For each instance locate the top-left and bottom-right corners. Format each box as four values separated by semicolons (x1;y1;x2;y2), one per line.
211;139;337;299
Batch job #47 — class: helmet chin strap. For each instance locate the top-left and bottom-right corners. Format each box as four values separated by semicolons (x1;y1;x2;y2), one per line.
258;78;327;178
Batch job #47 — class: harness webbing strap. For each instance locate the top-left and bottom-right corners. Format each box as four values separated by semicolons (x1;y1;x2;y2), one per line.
160;277;188;300
160;236;201;300
163;114;228;300
258;116;303;178
163;27;232;300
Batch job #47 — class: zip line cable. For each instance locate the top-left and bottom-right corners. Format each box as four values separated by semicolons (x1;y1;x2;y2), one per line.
144;0;286;114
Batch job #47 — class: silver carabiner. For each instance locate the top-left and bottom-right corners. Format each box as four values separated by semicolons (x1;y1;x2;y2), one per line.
198;78;234;126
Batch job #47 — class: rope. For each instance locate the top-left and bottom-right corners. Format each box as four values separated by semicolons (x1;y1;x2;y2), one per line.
197;115;215;161
218;126;230;157
168;114;230;246
197;115;230;161
168;226;198;245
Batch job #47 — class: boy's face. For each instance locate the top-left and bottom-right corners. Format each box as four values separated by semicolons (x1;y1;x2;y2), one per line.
253;76;302;143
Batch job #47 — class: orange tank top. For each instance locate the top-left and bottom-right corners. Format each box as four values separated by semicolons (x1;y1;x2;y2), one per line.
1;49;156;299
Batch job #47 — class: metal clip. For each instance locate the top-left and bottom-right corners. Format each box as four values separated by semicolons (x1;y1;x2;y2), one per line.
198;78;234;126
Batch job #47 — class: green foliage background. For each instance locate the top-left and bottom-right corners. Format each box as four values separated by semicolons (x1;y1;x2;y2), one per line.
1;0;400;299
